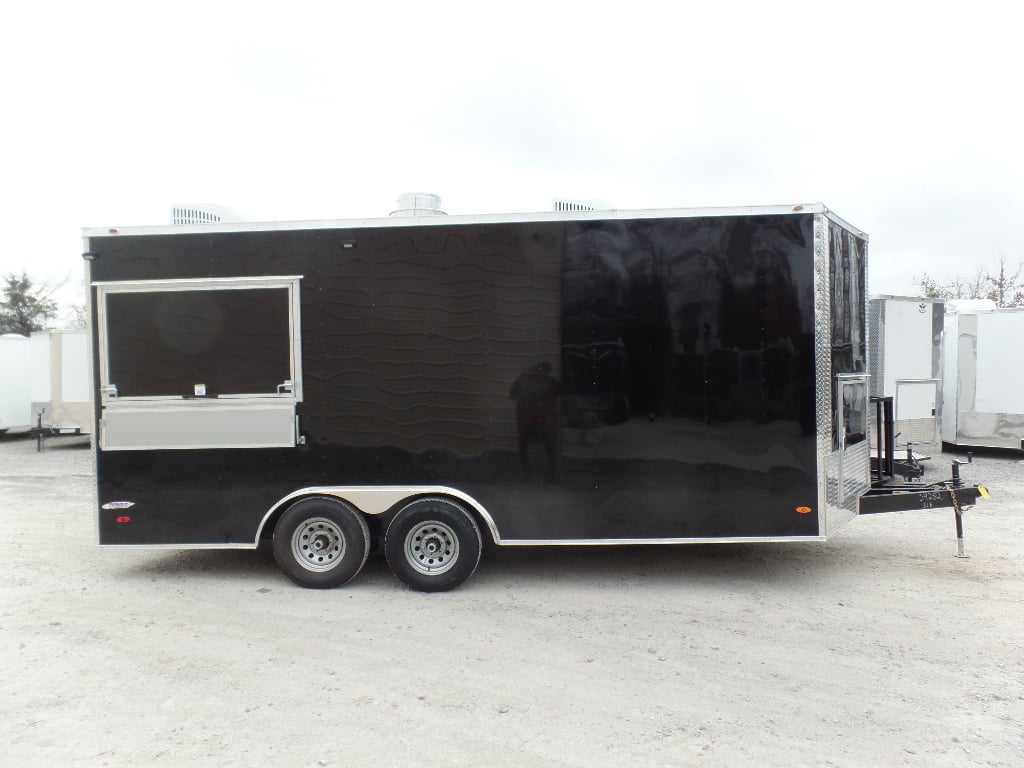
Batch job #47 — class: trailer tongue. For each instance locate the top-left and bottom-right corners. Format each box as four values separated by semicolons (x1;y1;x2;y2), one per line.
861;394;988;555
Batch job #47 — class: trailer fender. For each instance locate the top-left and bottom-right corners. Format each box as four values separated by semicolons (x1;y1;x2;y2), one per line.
255;486;500;546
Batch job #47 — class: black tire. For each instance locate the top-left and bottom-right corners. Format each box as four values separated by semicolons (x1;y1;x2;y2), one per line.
273;496;370;588
384;497;483;592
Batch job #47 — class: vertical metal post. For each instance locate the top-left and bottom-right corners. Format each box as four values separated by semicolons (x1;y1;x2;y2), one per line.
951;460;968;558
36;411;43;453
954;509;967;558
883;398;895;478
873;398;883;484
870;395;896;482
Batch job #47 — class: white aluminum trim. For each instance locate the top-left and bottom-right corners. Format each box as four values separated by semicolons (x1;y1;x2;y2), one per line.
82;203;830;239
99;442;296;454
289;277;303;402
835;374;870;509
495;536;827;546
254;486;830;548
100;402;298;451
98;542;258;550
822;208;869;241
255;486;502;545
812;213;831;531
85;237;101;547
100;399;297;411
100;393;296;403
816;216;872;536
99;536;827;551
91;275;304;290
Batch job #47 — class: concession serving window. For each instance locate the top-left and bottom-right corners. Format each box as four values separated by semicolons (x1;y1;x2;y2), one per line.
94;276;303;450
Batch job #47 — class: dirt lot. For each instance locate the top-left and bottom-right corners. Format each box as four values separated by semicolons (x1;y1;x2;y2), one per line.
0;436;1021;768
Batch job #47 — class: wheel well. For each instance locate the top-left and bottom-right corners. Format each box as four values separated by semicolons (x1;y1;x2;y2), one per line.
258;493;343;542
384;493;496;546
256;489;499;547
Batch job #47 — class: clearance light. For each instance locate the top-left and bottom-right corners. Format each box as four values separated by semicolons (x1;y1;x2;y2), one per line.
115;516;132;524
796;506;813;515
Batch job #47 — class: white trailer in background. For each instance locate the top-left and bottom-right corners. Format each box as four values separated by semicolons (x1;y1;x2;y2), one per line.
31;329;90;435
943;301;1024;450
0;334;32;432
868;297;944;454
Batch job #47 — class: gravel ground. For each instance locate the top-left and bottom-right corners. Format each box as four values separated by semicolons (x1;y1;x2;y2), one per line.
0;436;1021;768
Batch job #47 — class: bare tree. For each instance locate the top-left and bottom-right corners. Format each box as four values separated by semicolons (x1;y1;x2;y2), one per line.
948;267;988;300
67;301;88;329
983;255;1024;308
914;272;952;299
914;256;1023;307
0;272;59;335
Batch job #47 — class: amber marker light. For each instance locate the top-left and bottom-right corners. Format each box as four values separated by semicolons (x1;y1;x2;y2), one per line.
796;506;813;514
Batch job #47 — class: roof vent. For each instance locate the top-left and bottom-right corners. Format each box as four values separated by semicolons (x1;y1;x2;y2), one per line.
171;204;246;225
390;192;446;217
552;197;611;213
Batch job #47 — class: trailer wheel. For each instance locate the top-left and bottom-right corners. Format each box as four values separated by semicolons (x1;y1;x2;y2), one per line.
273;497;370;588
384;498;482;592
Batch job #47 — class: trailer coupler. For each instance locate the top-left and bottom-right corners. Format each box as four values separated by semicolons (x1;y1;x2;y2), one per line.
859;459;989;556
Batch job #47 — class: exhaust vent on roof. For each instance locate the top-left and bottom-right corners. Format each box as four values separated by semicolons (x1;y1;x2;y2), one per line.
390;192;446;217
171;204;246;225
552;197;611;213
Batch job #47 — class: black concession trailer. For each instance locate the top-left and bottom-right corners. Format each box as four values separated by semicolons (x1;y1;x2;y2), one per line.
83;204;986;591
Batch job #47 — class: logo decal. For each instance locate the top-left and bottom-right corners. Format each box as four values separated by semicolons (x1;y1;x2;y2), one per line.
101;501;136;510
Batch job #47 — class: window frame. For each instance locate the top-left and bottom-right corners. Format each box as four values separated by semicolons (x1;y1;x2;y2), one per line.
835;373;868;451
93;275;303;404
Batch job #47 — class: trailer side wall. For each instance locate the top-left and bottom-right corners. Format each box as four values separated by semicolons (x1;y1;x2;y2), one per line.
88;211;851;545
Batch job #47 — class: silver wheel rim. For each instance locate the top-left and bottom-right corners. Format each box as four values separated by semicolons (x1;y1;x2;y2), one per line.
291;517;346;572
404;520;460;575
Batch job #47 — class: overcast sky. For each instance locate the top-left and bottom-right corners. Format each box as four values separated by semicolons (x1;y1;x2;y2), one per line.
2;1;1020;321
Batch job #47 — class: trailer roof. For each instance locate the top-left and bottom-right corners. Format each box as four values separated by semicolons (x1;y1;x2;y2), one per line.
83;202;866;241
